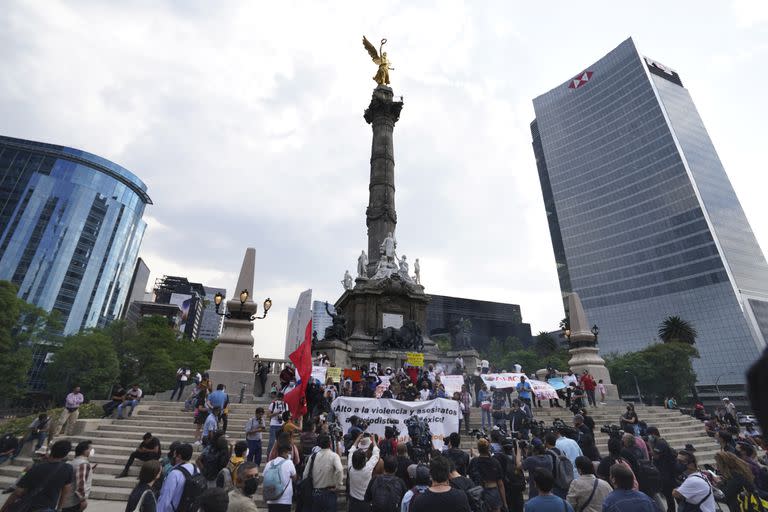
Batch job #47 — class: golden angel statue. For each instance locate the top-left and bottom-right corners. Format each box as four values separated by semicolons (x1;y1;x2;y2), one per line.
362;36;394;85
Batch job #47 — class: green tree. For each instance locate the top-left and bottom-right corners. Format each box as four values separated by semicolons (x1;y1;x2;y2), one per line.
505;336;523;351
46;330;120;401
434;334;452;352
606;342;699;404
112;316;217;394
658;316;697;345
534;331;558;357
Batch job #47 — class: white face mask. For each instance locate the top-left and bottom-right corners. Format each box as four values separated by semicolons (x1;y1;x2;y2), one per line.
89;448;96;458
244;448;249;458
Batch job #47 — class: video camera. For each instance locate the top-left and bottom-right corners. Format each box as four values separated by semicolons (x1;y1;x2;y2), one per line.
384;425;400;440
600;424;624;439
405;415;433;463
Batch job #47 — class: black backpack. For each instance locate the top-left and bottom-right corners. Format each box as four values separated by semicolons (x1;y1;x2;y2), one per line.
0;433;18;453
174;465;208;512
371;475;405;512
636;459;662;496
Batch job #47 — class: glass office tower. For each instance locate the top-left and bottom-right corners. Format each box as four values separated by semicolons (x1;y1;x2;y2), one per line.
531;38;768;387
0;135;151;334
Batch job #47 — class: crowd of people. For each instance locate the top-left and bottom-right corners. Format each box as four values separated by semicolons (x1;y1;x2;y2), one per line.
2;360;767;512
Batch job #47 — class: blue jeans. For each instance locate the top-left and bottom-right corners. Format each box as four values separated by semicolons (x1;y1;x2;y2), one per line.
267;425;281;455
117;400;139;418
247;439;262;465
311;489;337;512
481;408;492;430
17;431;46;456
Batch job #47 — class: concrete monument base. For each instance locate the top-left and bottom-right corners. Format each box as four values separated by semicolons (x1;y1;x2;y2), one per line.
568;346;619;401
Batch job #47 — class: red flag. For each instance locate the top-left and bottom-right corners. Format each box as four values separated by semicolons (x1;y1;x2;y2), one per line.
284;319;312;417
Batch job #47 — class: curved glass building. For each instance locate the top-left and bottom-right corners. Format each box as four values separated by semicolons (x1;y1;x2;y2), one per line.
531;38;768;388
0;135;151;334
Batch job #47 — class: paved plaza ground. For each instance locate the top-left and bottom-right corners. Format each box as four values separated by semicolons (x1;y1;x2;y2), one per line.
0;494;127;511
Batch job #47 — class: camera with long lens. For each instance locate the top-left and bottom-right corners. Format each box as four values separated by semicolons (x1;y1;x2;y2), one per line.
600;424;624;439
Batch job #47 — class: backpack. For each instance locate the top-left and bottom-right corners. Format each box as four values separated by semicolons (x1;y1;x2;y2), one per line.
263;458;290;501
173;465;207;512
407;486;429;512
465;484;485;512
547;448;574;491
636;459;662;495
0;433;18;453
200;448;222;481
371;475;404;512
738;489;768;512
131;489;156;512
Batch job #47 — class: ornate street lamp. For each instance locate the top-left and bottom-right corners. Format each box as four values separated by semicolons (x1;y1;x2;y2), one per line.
214;289;272;321
561;326;571;342
591;324;599;342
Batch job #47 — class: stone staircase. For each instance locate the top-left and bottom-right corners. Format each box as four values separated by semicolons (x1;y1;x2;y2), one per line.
0;400;719;505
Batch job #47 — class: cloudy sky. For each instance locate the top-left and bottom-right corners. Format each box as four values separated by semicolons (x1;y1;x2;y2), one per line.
1;1;767;358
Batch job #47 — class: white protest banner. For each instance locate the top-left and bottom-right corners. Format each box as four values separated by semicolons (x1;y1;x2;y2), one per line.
441;375;464;397
480;373;559;400
481;372;524;389
331;397;460;448
311;366;327;384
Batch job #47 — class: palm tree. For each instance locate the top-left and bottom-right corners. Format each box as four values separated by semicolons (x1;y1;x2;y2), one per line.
658;316;697;345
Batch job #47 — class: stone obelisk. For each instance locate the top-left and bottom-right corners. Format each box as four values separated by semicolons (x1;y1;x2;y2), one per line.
364;85;403;277
208;248;258;394
566;292;619;401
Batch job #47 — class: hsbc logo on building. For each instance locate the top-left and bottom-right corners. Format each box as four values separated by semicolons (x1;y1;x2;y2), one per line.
568;71;593;89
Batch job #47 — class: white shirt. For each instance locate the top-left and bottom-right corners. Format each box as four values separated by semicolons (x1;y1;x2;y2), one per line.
177;368;188;382
419;389;431;401
481;360;489;369
347;444;380;500
513;364;522;373
265;456;296;505
555;437;583;477
563;374;578;387
269;400;286;427
677;472;716;512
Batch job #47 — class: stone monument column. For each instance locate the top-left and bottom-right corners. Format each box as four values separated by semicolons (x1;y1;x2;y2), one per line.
364;85;403;277
208;248;259;395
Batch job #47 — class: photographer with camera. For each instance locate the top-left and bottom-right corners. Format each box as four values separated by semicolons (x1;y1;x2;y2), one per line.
508;400;531;440
348;433;381;512
573;415;600;461
345;416;367;454
469;438;507;512
495;439;526;512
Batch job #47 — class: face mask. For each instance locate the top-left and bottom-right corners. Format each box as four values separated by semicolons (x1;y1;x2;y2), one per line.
675;461;688;474
243;477;259;496
648;435;656;443
244;448;249;459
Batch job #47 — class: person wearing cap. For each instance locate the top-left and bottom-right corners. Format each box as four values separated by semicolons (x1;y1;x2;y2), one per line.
348;433;381;511
516;376;534;411
673;450;716;512
401;464;431;512
722;397;738;427
117;432;161;478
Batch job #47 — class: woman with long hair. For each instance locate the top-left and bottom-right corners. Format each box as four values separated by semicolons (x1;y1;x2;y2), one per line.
714;450;755;512
125;459;161;512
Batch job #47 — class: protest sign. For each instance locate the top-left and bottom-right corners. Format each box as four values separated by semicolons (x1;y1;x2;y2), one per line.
441;375;464;397
481;373;558;399
311;366;327;384
326;367;342;383
374;375;391;398
406;352;424;367
331;397;460;448
343;369;363;382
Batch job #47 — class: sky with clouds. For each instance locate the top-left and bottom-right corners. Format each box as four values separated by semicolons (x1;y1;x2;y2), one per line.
1;0;767;358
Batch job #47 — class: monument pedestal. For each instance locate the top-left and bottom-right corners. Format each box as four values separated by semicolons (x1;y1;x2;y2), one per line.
207;248;261;395
568;346;619;401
